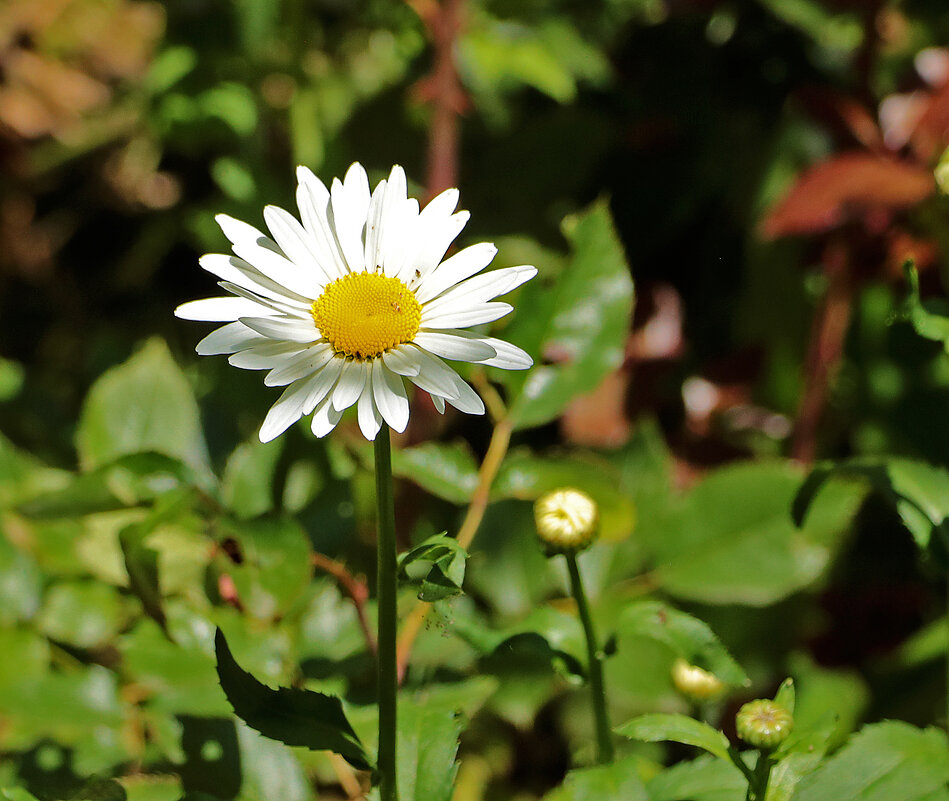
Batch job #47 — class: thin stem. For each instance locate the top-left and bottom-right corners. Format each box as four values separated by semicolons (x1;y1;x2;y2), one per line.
374;425;398;801
565;552;614;764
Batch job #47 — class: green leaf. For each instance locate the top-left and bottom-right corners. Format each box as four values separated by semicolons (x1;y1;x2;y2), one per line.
75;339;211;480
398;533;468;602
644;461;864;605
214;628;372;770
896;261;949;350
390;442;479;504
1;790;42;801
215;516;312;619
542;756;648;801
794;457;949;550
793;722;949;801
220;437;283;520
397;679;497;801
507;199;635;430
646;754;746;801
616;601;748;687
617;713;732;761
17;453;196;519
773;678;795;715
766;751;825;801
0;432;71;511
36;580;126;649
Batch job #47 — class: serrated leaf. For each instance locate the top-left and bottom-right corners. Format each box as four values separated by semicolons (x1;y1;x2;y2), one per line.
794;457;949;550
398;679;497;801
617;713;732;761
75;339;211;480
398;533;467;601
542;756;648;801
507;199;635;430
214;628;372;770
616;601;748;687
793;722;949;801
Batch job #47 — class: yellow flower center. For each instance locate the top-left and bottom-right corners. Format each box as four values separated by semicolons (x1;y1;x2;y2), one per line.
311;271;422;360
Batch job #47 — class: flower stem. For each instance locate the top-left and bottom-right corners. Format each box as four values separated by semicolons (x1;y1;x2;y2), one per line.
374;424;398;801
565;552;614;764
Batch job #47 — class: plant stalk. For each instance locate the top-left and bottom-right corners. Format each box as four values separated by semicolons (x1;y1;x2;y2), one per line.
374;425;399;801
565;552;614;764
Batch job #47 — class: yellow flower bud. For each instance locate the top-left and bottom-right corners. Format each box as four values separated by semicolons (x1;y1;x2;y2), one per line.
671;658;725;702
735;699;793;750
534;488;599;554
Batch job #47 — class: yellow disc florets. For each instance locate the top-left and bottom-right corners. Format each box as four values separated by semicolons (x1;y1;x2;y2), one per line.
311;271;422;359
534;488;599;555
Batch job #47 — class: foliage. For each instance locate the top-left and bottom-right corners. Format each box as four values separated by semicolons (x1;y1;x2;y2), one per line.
4;0;949;798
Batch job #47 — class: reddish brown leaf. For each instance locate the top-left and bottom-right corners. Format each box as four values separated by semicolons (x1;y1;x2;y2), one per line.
763;153;934;238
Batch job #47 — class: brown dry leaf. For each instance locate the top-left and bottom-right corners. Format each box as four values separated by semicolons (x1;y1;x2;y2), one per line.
561;368;631;448
762;153;934;238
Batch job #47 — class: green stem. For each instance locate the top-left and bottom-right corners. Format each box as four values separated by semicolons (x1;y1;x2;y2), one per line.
565;552;614;764
374;425;398;801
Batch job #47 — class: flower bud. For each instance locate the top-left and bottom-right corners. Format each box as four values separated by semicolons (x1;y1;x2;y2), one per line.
534;488;599;555
937;148;949;195
672;658;725;702
735;699;793;750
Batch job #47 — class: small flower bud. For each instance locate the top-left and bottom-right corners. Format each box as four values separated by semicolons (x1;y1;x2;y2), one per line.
735;699;793;750
672;658;725;702
937;148;949;195
534;488;599;555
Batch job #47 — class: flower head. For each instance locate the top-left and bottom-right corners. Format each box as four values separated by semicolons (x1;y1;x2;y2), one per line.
671;658;725;702
176;163;535;441
534;488;599;554
735;699;793;750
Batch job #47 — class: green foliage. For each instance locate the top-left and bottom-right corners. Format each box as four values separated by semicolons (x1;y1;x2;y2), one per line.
617;713;733;761
542;757;648;801
506;199;635;430
214;628;373;771
398;533;468;602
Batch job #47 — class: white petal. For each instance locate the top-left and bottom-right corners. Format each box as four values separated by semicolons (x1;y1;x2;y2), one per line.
218;281;310;317
381;347;421;377
357;388;383;440
228;341;306;369
403;345;463;399
296;166;348;280
176;296;268;321
405;210;469;286
413;243;498;304
372;360;410;433
330;163;371;272
444;376;485;415
421;265;536;316
363;178;387;271
413;331;497;362
217;214;322;298
195;322;267;355
240;315;320;343
431;394;446;414
476;337;533;370
259;372;323;442
310;394;344;437
420;302;513;329
264;344;335;386
264;205;333;284
331;359;369;411
200;253;311;308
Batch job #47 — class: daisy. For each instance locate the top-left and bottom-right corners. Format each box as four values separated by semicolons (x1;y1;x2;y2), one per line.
175;163;535;442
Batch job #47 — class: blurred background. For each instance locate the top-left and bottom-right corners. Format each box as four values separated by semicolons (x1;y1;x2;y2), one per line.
4;0;949;798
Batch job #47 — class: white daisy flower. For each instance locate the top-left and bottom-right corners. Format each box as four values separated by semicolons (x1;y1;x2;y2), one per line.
176;163;535;442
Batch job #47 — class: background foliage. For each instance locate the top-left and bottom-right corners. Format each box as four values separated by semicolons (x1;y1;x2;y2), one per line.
4;0;949;798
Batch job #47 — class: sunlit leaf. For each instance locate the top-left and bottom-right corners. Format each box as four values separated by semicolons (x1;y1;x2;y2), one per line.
398;533;468;602
542;757;648;801
507;199;635;430
617;713;732;762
